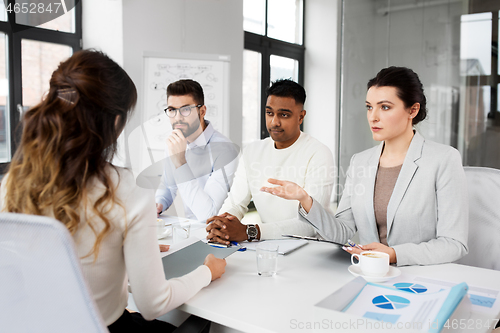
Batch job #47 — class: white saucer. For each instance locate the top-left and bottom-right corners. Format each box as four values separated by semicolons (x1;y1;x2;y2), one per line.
348;265;401;283
157;228;172;240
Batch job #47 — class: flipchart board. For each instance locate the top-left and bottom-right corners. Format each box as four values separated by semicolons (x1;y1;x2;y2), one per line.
141;51;230;157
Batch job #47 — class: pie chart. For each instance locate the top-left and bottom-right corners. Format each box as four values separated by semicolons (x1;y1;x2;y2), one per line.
372;295;410;310
393;282;428;294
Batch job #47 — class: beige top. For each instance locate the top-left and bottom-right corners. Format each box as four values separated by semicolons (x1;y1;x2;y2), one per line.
1;167;212;325
373;164;402;245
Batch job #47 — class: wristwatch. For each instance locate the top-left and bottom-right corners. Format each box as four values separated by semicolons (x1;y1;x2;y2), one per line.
246;224;258;241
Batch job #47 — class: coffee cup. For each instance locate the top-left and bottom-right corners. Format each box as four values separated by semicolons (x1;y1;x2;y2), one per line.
351;251;389;277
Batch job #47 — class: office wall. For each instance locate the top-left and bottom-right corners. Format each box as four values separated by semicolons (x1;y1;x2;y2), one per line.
337;0;463;194
303;0;340;164
122;0;243;169
82;0;127;166
82;0;124;66
341;0;463;147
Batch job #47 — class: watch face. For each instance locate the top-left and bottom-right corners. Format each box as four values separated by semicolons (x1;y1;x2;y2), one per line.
247;225;258;238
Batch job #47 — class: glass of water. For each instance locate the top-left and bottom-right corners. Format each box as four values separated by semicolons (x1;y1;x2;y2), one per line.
173;220;191;243
256;242;279;277
156;219;172;240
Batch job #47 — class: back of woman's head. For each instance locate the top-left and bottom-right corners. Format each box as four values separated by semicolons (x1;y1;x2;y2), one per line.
4;49;137;257
367;66;427;125
44;49;137;163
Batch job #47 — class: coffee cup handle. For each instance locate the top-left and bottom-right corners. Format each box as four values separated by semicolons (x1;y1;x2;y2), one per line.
351;253;361;266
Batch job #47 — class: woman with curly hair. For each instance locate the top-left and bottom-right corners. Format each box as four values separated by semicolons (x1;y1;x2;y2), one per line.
1;49;225;332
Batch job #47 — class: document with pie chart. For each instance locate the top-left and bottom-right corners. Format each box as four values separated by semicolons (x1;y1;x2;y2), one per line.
379;274;500;319
340;281;468;332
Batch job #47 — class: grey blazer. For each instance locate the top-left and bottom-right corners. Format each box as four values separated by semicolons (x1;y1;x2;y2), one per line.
300;132;469;266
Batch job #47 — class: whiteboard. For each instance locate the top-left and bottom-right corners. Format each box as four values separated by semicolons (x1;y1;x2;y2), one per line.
142;52;231;154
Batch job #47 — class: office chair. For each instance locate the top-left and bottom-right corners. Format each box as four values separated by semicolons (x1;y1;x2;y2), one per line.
0;212;108;333
456;167;500;270
0;212;211;333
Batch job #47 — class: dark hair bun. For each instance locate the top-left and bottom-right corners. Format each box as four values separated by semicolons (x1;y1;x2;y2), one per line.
367;66;427;125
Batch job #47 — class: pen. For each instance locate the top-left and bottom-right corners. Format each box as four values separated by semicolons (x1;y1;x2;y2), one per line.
346;239;363;250
208;241;246;251
230;241;247;252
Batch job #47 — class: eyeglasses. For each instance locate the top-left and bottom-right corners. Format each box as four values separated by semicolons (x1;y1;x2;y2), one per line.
164;104;202;118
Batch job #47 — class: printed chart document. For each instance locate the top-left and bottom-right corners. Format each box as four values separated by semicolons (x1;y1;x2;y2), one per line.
316;276;468;333
378;274;500;319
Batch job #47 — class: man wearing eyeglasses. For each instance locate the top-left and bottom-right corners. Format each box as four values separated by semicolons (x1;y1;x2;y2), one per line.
155;79;239;221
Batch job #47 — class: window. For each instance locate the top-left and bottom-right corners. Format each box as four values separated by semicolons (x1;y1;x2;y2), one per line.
267;0;303;44
460;13;492;76
242;0;304;145
0;0;81;171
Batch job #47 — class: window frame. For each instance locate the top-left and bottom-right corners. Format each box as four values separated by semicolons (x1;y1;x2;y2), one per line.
0;0;82;173
244;0;306;139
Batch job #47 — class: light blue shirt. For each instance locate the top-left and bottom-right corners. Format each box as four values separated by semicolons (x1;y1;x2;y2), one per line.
155;121;239;221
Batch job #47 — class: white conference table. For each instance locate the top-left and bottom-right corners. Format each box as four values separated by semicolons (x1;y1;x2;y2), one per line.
130;222;500;333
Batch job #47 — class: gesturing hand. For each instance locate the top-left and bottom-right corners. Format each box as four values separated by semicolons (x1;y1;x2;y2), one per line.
260;178;313;212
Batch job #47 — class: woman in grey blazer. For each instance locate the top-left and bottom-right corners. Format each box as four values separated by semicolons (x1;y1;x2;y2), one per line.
261;67;468;266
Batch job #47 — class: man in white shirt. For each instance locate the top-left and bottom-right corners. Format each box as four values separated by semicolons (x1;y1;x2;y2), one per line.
206;79;334;243
155;79;239;221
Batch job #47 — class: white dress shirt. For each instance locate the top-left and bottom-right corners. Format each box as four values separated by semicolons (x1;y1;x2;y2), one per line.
155;121;239;221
